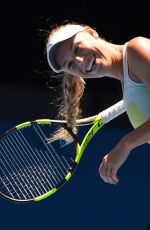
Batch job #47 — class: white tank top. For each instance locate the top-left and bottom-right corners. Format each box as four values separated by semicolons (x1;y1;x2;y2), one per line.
123;43;150;133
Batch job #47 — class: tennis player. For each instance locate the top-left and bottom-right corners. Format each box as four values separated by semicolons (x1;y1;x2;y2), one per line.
46;21;150;185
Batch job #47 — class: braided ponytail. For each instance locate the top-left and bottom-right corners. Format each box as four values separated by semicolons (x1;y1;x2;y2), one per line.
59;74;85;131
49;74;85;143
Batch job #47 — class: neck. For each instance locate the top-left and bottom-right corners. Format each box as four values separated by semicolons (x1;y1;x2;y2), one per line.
111;44;124;81
97;39;124;81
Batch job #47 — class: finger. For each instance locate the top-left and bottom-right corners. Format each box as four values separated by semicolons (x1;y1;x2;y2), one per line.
105;164;116;184
99;161;113;184
111;167;119;184
100;162;119;185
101;164;117;184
99;160;108;183
106;165;119;185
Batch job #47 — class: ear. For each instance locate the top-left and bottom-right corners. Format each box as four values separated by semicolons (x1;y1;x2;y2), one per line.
84;26;99;39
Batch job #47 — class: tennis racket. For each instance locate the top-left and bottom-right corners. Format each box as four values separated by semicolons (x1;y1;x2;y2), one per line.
0;100;125;203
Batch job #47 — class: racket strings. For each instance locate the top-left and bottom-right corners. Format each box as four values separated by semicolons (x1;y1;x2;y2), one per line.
0;165;58;198
1;134;60;199
0;166;44;199
17;130;66;185
7;134;52;196
0;138;50;199
0;148;57;199
0;124;76;200
0;140;36;199
33;125;70;174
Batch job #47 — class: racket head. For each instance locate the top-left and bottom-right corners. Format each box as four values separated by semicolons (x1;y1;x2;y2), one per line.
0;119;79;203
0;100;124;203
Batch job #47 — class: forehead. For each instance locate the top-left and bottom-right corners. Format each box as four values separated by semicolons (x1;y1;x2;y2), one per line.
54;30;86;56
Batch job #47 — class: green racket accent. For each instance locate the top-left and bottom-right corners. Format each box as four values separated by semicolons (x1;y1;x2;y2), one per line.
65;172;72;181
16;119;52;130
35;188;57;202
16;121;31;130
75;144;81;164
75;119;104;164
35;119;52;125
35;172;72;202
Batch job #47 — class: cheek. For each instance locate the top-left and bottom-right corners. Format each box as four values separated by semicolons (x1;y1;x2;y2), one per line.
80;43;93;54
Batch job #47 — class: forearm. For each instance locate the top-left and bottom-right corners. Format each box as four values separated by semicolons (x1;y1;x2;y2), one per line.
99;118;150;184
120;118;150;151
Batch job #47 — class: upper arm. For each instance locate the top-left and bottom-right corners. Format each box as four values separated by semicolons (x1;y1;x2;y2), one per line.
127;36;150;87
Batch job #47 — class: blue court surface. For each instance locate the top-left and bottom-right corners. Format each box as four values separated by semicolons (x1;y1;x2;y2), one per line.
0;120;150;230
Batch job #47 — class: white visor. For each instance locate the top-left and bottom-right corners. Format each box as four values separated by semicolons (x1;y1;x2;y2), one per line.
46;24;85;73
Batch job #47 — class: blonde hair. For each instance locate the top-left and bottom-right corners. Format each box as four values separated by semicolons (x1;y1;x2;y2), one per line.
46;22;86;141
59;74;85;129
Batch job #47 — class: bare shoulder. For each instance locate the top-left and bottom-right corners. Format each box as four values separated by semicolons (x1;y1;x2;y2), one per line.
127;36;150;59
125;36;150;85
128;36;150;46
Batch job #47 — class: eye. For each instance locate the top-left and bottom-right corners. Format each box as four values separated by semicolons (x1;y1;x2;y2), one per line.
75;42;80;54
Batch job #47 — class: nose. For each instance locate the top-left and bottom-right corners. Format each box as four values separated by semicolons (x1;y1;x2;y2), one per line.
74;55;83;63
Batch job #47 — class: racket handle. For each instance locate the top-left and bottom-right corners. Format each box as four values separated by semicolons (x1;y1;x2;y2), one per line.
99;100;126;124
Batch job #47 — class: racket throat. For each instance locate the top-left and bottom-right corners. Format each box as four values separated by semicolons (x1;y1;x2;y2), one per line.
75;143;82;164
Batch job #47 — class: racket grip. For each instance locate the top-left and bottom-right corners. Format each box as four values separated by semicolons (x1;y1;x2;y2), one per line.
99;100;126;124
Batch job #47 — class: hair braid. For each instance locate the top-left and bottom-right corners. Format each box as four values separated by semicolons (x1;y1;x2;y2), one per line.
49;75;85;144
60;74;85;131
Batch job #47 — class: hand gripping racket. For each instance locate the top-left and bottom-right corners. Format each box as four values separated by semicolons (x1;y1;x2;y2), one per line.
0;100;125;203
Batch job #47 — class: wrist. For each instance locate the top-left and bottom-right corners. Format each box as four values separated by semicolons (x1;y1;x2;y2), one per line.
118;135;135;153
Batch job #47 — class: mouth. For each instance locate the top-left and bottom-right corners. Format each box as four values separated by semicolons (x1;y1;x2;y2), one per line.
86;54;96;73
